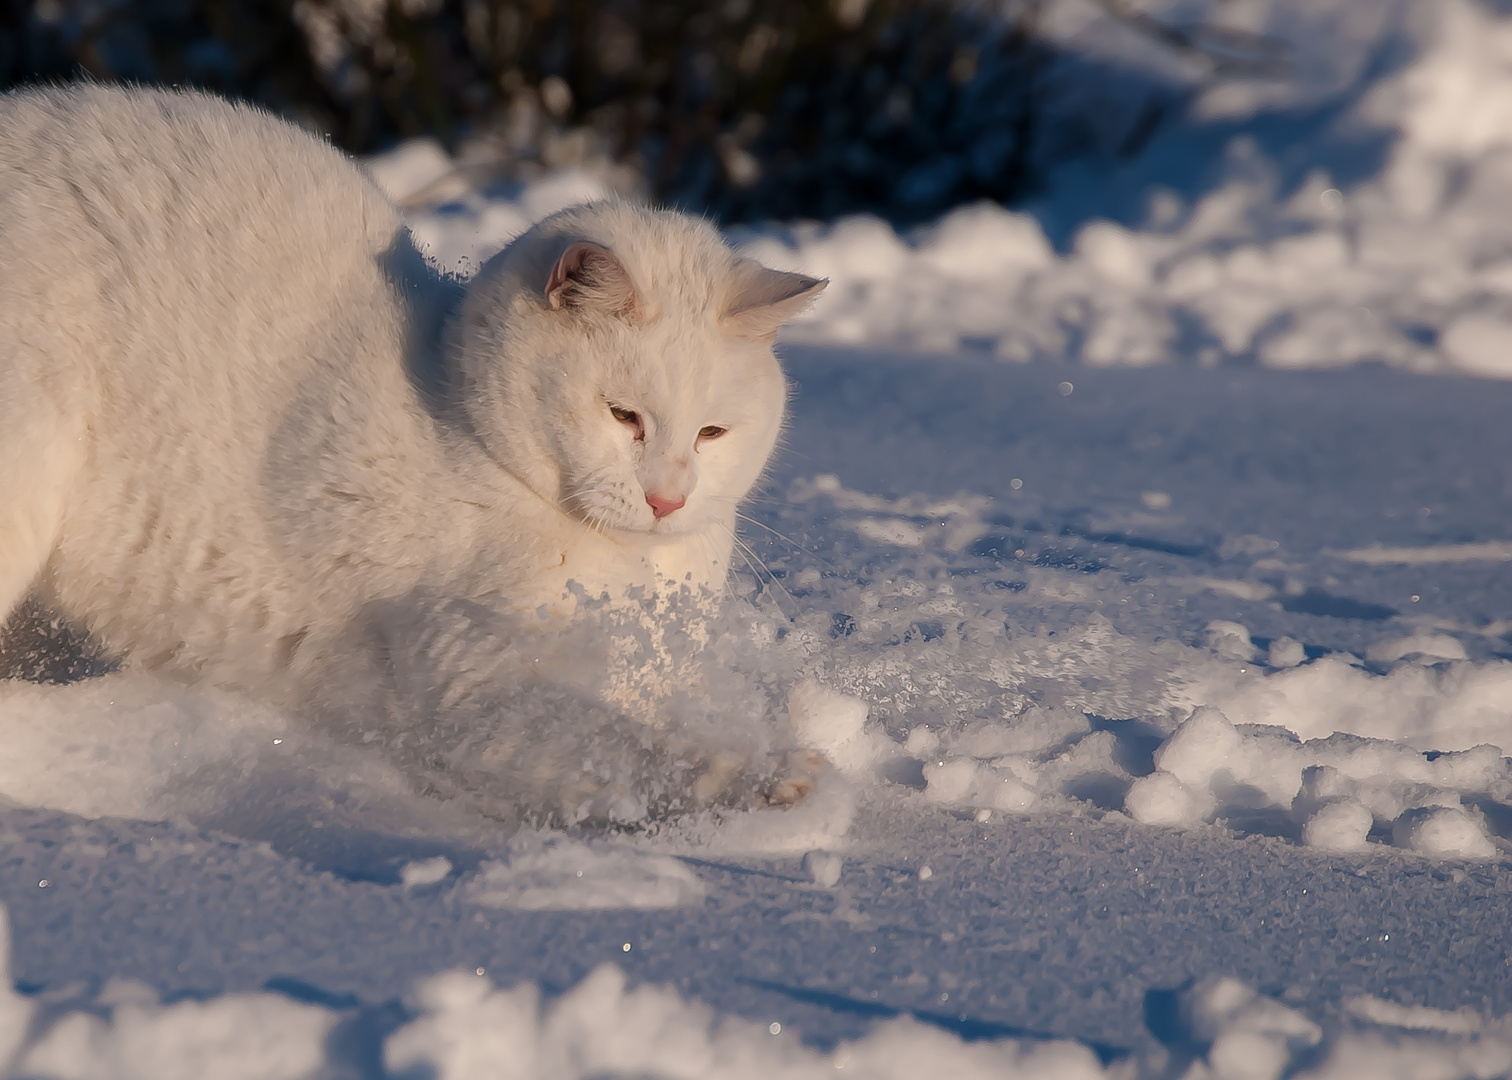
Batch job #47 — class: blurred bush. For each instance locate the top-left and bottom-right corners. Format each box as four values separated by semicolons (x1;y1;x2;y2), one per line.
1;0;1174;222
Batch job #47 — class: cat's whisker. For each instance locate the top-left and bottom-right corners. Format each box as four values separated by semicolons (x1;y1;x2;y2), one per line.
734;511;822;562
559;484;615;536
705;491;834;575
737;539;799;622
714;520;798;621
724;536;777;614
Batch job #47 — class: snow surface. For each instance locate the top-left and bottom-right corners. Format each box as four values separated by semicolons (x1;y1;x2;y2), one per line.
5;0;1512;1075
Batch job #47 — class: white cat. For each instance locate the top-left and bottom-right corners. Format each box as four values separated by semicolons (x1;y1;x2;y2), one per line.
0;85;825;823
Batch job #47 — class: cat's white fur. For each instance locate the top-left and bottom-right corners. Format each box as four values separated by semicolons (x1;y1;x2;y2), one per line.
0;84;823;731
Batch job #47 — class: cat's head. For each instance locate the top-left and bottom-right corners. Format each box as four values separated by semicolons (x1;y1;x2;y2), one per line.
455;203;824;538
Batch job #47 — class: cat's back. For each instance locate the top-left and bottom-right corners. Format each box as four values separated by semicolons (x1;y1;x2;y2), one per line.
0;84;393;256
0;85;402;395
0;87;430;681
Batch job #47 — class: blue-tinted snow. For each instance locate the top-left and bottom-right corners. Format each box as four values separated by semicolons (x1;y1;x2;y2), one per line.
7;0;1512;1075
4;352;1512;1076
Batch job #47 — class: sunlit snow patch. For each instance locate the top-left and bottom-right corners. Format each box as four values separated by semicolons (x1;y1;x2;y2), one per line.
364;142;617;274
1164;977;1512;1080
1122;700;1507;859
7;894;1512;1080
384;963;1111;1080
1341;541;1512;565
18;987;334;1080
0;900;1116;1080
720;0;1512;379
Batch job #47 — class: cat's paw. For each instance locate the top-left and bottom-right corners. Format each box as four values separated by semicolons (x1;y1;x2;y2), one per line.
761;749;833;808
691;751;750;805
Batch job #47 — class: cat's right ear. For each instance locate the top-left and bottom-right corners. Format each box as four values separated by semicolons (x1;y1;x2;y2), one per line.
544;241;644;323
721;261;828;341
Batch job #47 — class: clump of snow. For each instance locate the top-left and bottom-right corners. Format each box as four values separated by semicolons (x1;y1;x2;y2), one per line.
1299;800;1374;853
400;855;453;888
785;678;880;776
1206;621;1260;663
802;850;843;888
1166;977;1512;1080
1209;653;1512;750
923;758;1040;815
1125;771;1215;828
1183;976;1321;1080
1303;1031;1512;1080
466;836;705;910
384;962;1112;1080
17;981;333;1080
1392;806;1498;860
920;758;978;804
1266;638;1306;669
1156;707;1304;809
1122;698;1506;858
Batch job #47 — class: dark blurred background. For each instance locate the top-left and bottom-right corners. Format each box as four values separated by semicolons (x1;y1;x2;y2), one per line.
0;0;1280;223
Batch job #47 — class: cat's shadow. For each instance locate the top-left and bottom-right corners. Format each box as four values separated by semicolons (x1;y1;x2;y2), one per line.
192;789;490;885
0;597;501;883
383;231;468;417
0;596;114;684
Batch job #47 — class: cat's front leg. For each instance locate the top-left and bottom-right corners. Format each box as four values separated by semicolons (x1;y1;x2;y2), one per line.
682;746;834;811
761;749;833;807
313;592;834;827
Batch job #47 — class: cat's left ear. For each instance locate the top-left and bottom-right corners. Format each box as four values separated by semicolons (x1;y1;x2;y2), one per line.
721;261;827;341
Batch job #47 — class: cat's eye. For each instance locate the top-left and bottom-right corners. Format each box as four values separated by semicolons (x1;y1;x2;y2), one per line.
697;425;728;440
608;404;644;439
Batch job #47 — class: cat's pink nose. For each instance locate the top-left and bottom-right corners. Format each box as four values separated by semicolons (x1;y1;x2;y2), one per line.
646;493;686;518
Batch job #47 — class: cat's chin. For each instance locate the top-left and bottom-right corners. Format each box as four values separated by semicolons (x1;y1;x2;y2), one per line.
584;508;705;539
614;518;697;539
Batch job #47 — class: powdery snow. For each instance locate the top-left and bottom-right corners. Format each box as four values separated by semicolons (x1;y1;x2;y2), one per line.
7;336;1512;1076
5;347;1512;1074
3;0;1512;1073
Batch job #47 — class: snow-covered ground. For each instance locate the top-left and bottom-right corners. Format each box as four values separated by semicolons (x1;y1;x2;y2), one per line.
5;0;1512;1077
